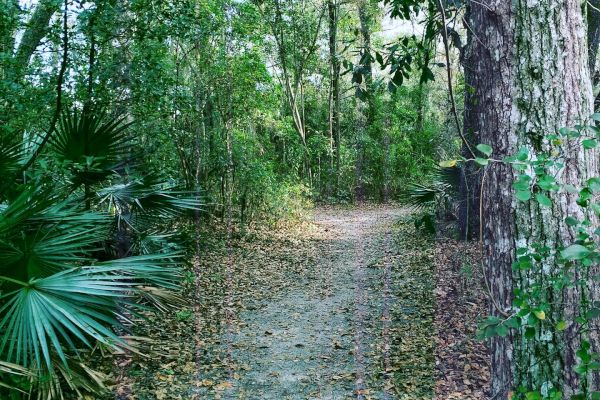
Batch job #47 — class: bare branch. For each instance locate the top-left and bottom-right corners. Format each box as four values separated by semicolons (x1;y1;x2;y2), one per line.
436;0;476;158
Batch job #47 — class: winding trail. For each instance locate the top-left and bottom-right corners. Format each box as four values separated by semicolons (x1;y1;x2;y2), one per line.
213;207;406;399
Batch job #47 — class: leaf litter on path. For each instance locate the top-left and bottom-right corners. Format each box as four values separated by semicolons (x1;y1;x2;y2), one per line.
112;205;485;400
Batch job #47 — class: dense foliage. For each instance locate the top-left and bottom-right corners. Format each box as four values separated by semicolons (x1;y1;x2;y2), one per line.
3;0;599;399
0;0;445;396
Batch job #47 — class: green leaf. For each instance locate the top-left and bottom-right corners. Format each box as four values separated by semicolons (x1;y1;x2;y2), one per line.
526;392;542;400
588;177;600;193
476;143;493;156
591;113;600;121
475;157;489;166
516;190;531;202
517;147;529;161
556;320;567;331
565;217;579;226
583;139;597;149
524;327;536;339
561;244;591;260
535;193;552;207
420;67;435;83
537;174;556;191
586;308;600;320
495;324;509;337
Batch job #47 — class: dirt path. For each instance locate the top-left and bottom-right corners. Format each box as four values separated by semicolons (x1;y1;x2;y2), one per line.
117;205;490;400
119;206;436;399
200;206;415;399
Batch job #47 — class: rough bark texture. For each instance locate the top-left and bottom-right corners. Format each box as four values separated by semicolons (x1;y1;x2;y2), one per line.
475;0;599;398
470;3;516;397
458;5;482;240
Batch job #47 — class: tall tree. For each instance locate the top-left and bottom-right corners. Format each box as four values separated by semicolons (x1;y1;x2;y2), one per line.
327;0;341;192
354;0;381;201
472;1;599;397
458;4;482;240
354;0;375;201
260;0;324;148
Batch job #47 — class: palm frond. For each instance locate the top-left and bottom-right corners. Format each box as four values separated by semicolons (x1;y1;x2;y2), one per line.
0;256;180;374
49;110;133;187
98;179;202;232
30;356;109;400
0;185;53;237
401;183;439;211
0;192;111;279
400;166;459;211
0;144;24;200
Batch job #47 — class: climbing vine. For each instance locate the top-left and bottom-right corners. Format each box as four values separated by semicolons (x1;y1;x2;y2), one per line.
471;116;600;399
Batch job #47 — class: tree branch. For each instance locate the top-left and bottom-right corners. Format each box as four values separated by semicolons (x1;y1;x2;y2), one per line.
22;0;68;172
436;0;476;158
14;0;61;72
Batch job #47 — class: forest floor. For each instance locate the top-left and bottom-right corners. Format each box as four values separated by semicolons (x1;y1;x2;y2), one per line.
114;205;489;400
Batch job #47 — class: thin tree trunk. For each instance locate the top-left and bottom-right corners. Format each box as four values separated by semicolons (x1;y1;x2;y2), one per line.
382;120;390;203
474;1;599;397
589;0;600;82
588;0;600;110
327;0;341;193
355;0;373;202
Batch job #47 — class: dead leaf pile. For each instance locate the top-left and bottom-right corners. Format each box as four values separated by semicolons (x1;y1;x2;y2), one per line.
434;238;490;399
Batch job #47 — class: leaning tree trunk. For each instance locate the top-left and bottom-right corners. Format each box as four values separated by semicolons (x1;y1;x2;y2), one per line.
473;1;599;398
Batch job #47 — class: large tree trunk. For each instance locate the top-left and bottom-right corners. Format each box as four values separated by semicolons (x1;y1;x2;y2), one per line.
469;4;515;395
458;4;482;240
473;1;598;398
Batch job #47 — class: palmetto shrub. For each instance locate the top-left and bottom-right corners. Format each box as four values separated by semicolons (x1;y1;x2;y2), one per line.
0;110;200;399
400;166;460;233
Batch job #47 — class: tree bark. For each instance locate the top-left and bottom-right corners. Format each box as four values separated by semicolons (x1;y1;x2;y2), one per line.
589;0;600;81
355;0;374;202
13;0;61;75
474;1;599;397
327;0;341;193
458;4;482;240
